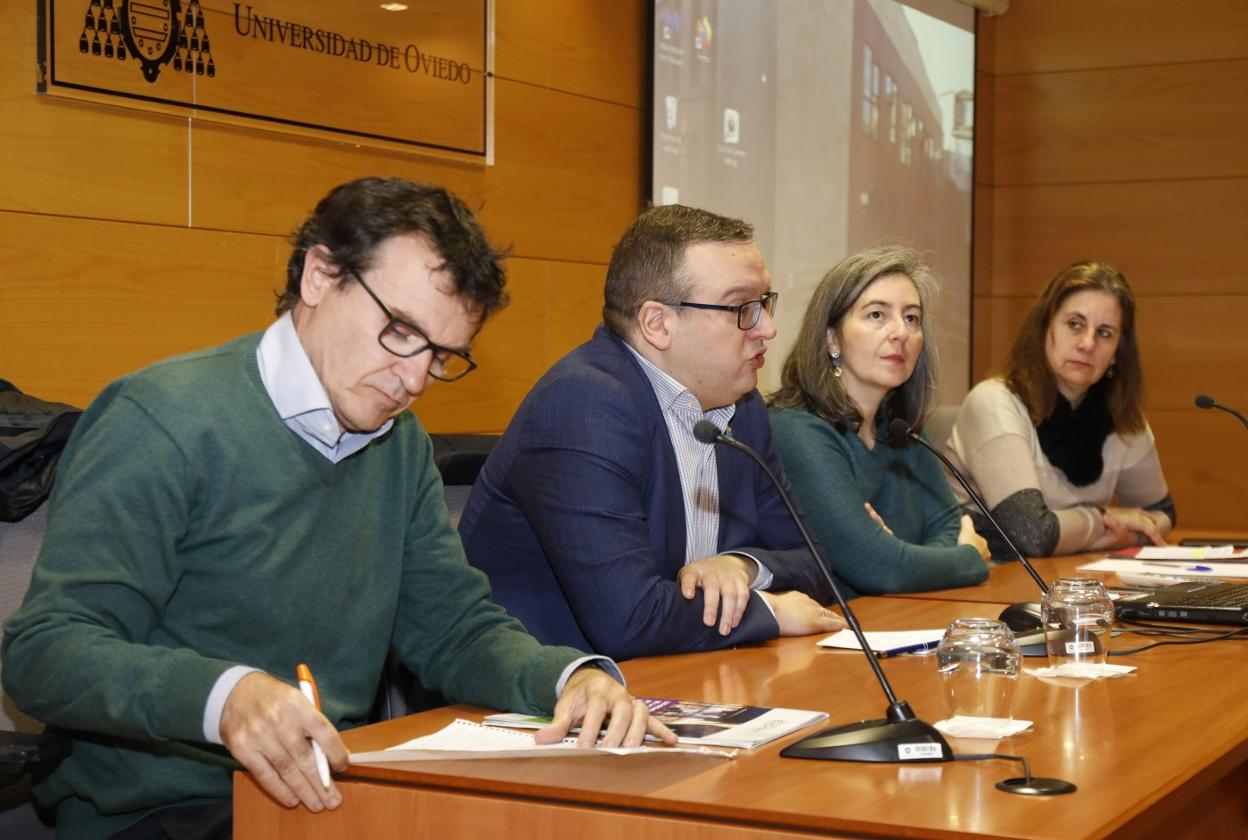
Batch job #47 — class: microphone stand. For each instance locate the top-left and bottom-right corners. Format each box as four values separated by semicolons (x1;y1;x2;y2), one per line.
692;421;951;764
888;419;1051;655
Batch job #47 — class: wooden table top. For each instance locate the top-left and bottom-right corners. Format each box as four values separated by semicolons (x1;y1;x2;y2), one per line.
890;529;1248;606
336;596;1248;840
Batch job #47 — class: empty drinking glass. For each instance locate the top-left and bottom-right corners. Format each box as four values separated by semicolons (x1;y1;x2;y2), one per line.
936;618;1022;719
1042;577;1114;665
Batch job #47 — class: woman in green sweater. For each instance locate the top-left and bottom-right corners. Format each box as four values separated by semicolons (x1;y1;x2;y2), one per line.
767;246;989;598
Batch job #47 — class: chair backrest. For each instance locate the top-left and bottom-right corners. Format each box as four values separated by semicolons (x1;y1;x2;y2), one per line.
0;502;48;733
432;434;498;528
0;501;57;835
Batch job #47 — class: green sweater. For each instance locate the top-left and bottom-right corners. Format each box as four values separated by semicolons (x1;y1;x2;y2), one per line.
768;407;987;599
2;334;581;839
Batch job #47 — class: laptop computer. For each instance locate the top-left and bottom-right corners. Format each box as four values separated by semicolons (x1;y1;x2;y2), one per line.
1113;581;1248;625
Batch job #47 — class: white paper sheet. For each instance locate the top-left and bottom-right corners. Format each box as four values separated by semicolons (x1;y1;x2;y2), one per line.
1078;559;1248;579
818;629;945;654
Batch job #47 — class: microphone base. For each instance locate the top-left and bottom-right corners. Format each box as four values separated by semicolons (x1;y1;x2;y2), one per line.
781;716;953;763
996;776;1077;796
1013;629;1049;658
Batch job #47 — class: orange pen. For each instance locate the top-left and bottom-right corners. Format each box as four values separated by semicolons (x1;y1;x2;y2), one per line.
296;663;332;788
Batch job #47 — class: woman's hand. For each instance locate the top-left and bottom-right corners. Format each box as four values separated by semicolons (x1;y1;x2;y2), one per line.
1106;507;1168;547
956;515;991;562
863;503;894;536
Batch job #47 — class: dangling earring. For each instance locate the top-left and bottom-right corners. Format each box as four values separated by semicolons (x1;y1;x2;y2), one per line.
1105;363;1116;380
830;350;843;379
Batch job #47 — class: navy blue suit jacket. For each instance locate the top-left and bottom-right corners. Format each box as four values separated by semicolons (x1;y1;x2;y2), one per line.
458;326;833;660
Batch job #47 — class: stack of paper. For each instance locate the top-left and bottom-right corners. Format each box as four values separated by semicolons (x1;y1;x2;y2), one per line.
350;719;736;764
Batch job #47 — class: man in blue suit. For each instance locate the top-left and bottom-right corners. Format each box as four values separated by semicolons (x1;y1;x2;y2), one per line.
459;205;845;660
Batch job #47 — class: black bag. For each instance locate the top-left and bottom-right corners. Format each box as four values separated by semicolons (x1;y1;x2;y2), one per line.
0;380;81;522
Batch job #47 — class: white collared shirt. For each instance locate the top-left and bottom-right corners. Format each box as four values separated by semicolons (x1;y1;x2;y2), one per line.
624;345;774;590
256;312;392;462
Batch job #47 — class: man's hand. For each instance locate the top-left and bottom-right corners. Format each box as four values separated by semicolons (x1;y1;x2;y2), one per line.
534;667;677;748
677;554;756;635
759;590;846;637
219;672;348;812
957;515;991;563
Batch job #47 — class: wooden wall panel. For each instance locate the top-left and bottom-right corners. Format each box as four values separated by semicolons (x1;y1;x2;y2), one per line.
990;0;1248;75
1133;296;1248;412
993;59;1248;186
0;211;281;407
482;78;643;264
1150;409;1248;530
412;257;548;433
188;121;488;237
1;1;646;434
546;260;607;366
970;295;1020;381
0;4;188;225
985;178;1248;298
496;0;645;108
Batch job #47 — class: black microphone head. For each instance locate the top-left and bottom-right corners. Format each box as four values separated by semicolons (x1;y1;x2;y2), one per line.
887;418;913;441
1195;394;1216;409
692;419;723;444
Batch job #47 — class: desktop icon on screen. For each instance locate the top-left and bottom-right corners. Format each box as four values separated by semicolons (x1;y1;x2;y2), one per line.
660;8;681;42
665;95;678;130
723;108;740;144
661;186;680;205
694;16;713;51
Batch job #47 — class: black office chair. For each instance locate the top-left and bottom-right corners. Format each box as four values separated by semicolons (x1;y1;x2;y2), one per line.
431;433;497;526
1;502;68;838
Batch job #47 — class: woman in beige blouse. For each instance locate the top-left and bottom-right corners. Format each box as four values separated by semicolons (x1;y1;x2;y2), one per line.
945;260;1174;558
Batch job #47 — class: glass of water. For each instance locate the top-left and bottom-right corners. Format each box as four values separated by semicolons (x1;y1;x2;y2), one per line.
1042;577;1114;665
936;618;1022;719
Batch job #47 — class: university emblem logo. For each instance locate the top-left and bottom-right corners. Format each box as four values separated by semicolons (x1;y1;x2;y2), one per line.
77;0;216;83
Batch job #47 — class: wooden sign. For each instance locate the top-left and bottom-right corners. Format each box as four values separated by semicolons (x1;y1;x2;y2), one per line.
39;0;489;157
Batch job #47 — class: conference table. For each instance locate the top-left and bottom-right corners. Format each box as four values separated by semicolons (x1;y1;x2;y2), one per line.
234;552;1248;840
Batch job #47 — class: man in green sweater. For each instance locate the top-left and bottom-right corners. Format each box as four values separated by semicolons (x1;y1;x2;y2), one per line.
1;177;671;839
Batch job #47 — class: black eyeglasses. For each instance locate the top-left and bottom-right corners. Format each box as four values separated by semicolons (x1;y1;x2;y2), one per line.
672;291;778;331
348;269;477;382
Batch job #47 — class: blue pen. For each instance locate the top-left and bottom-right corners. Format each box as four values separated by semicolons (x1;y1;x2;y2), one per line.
875;641;940;659
1143;561;1213;573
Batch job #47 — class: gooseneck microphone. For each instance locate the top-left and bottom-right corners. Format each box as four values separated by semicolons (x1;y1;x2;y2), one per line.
695;420;1074;795
692;419;952;763
1195;394;1248;430
887;419;1048;594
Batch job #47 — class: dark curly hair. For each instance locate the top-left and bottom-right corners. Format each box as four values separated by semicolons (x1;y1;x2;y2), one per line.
278;177;508;321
